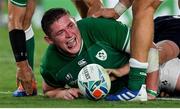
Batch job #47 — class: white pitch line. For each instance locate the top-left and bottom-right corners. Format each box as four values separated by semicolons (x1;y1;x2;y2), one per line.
0;91;12;94
157;97;180;101
0;91;43;96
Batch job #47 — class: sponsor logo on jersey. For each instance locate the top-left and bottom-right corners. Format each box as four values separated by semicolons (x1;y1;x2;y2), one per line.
139;72;147;76
78;58;87;67
65;73;73;81
69;80;78;86
65;73;78;86
96;49;107;61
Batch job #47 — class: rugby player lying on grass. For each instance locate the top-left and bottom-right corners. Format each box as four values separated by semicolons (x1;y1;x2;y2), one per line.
40;8;179;100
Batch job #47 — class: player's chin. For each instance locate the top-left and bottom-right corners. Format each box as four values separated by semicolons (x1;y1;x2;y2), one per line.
67;49;79;56
67;46;80;55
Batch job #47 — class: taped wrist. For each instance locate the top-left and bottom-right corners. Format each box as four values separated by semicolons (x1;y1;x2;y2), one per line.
114;2;127;16
147;48;159;73
9;29;27;62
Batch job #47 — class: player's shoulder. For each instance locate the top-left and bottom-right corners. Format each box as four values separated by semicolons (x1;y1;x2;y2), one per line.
41;45;59;65
77;17;118;25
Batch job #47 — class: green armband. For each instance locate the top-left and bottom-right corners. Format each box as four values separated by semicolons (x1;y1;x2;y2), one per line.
147;89;157;97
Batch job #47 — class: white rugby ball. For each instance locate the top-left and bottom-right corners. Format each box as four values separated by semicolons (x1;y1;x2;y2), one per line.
78;64;111;100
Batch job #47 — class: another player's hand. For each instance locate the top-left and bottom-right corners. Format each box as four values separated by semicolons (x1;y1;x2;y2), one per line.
106;69;120;81
106;64;130;81
62;88;82;100
92;8;120;19
159;91;170;97
16;60;35;95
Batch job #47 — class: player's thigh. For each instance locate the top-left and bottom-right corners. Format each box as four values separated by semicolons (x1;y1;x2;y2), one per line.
8;0;27;30
132;0;161;15
23;0;36;29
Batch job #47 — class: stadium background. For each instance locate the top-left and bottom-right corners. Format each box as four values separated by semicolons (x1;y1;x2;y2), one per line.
0;0;180;107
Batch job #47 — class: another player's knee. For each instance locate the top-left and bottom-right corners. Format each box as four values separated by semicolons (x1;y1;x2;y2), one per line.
8;13;24;29
132;0;160;17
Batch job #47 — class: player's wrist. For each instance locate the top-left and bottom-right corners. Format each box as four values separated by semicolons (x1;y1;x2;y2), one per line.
16;60;31;70
113;2;128;17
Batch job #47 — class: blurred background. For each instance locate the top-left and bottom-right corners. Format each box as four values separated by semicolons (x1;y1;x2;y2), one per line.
0;0;179;28
0;0;179;94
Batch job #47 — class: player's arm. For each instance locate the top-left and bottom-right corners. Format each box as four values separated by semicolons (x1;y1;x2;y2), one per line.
106;64;130;81
8;0;35;95
93;0;133;19
72;0;103;18
42;81;81;100
146;40;179;100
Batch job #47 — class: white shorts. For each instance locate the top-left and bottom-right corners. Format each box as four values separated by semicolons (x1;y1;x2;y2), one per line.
159;58;180;93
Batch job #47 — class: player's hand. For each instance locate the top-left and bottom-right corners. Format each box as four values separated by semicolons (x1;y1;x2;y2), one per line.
92;8;120;19
16;60;35;95
106;64;130;81
106;69;120;81
62;88;82;100
159;91;170;97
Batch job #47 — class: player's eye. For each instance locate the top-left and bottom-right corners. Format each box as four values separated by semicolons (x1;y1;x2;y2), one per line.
68;23;74;28
56;30;64;37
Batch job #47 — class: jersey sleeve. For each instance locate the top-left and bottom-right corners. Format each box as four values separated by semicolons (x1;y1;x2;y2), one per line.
40;66;66;88
40;45;66;88
77;17;131;51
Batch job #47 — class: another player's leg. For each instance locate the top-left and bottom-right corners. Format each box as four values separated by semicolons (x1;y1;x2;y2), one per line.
72;0;103;18
106;0;162;101
71;0;88;18
146;40;179;100
8;0;36;97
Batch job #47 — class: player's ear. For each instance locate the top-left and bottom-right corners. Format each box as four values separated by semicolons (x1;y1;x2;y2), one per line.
44;36;53;44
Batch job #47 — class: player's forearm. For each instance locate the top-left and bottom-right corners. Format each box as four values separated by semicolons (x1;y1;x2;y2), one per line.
113;0;132;17
119;0;133;8
146;71;159;100
85;0;103;7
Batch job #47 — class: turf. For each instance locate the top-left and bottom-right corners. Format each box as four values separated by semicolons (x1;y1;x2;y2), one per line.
0;26;180;108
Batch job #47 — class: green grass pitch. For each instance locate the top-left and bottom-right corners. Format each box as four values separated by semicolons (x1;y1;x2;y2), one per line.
0;26;180;108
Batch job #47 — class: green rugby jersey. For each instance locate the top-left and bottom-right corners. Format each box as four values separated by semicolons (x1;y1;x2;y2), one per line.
40;17;130;93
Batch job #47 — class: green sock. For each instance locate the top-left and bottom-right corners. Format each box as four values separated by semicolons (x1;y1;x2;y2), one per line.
128;58;148;91
26;36;35;70
128;67;147;90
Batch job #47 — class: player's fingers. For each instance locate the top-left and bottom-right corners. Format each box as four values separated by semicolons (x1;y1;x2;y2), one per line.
16;78;21;87
65;91;75;100
92;10;103;18
68;88;79;98
76;89;83;95
21;80;33;95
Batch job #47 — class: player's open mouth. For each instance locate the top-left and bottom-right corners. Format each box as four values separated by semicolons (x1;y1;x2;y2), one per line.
67;37;76;48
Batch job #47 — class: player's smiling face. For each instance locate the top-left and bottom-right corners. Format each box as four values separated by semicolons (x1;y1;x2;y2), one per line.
49;15;82;57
